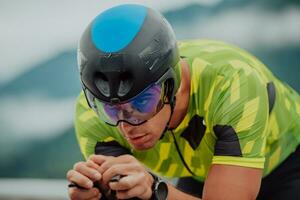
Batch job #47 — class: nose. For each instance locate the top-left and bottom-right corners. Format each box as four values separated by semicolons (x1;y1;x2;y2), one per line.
120;110;132;119
119;121;134;133
118;103;134;119
120;103;134;112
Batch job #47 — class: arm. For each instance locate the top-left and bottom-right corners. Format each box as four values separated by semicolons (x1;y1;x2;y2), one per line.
203;164;262;200
167;164;262;200
167;184;201;200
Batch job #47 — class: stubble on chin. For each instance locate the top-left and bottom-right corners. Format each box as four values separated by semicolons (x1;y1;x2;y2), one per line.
130;138;157;151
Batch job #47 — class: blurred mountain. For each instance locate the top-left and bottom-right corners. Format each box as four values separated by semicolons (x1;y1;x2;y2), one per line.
252;0;300;10
253;46;300;92
0;127;83;178
0;50;80;98
164;0;300;25
0;0;299;178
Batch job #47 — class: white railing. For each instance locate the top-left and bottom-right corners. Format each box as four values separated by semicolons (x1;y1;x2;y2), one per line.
0;179;69;200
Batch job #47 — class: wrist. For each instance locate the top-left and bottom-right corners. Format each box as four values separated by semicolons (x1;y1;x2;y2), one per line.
143;171;155;200
148;171;168;200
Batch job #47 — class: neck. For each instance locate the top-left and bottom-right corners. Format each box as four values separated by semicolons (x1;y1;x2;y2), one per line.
169;58;190;129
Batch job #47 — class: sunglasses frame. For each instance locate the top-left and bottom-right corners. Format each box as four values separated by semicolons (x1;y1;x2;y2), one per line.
82;67;175;126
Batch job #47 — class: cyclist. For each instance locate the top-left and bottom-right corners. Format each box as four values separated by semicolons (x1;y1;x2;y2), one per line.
67;4;300;200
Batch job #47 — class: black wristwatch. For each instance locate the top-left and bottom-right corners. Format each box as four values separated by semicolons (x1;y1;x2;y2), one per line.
149;172;168;200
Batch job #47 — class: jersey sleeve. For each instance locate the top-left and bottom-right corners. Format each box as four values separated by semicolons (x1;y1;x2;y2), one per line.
210;63;269;169
74;91;130;160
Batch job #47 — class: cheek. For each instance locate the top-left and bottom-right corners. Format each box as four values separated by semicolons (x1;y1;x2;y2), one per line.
117;105;171;142
147;105;171;137
117;125;128;137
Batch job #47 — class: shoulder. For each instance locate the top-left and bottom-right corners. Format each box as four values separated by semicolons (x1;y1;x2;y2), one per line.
178;39;262;69
178;39;239;55
75;91;98;125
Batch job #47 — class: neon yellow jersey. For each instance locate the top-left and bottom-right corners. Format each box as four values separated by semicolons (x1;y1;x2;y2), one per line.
74;40;300;181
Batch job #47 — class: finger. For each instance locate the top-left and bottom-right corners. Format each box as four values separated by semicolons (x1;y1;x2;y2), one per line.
86;160;105;180
104;162;141;183
118;154;136;162
69;187;100;200
98;158;118;174
109;173;141;191
98;155;135;174
116;184;147;199
90;193;102;200
67;170;93;189
89;154;111;166
86;159;101;170
74;162;101;181
90;196;101;200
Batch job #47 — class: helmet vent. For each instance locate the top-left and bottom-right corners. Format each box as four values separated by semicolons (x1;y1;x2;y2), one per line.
95;73;110;97
118;73;133;97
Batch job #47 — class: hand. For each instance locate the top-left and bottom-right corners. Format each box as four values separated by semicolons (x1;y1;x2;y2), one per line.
90;154;154;200
67;160;103;200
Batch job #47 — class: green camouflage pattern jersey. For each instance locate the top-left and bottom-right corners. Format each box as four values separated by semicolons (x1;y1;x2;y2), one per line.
75;40;300;181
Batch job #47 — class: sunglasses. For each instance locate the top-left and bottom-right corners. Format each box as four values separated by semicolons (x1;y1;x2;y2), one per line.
96;84;166;125
83;68;174;126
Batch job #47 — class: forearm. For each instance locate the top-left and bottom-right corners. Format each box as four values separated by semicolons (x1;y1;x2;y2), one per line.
167;183;201;200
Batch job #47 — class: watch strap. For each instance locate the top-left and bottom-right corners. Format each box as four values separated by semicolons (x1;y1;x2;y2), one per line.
148;171;168;200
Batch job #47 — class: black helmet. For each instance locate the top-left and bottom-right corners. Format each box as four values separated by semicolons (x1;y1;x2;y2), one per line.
78;4;179;115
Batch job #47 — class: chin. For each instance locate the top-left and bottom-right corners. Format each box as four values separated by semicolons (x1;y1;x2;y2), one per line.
131;141;156;151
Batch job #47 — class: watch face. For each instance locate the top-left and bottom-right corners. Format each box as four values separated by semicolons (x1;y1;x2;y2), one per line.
155;180;168;200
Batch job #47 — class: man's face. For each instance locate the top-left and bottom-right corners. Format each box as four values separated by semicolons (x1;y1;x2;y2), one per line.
117;104;171;151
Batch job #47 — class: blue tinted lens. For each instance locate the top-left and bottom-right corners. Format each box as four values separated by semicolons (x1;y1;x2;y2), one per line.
96;84;163;125
131;85;161;113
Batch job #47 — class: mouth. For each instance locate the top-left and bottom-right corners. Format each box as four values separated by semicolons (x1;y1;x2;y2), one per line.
127;134;149;145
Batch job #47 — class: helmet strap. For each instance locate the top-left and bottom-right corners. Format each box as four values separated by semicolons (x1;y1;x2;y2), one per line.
159;96;176;140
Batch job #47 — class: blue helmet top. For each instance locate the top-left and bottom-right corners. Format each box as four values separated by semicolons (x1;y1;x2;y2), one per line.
91;4;147;53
